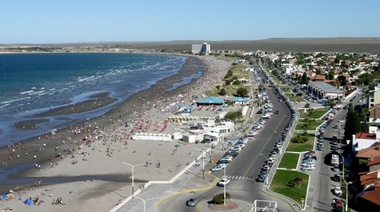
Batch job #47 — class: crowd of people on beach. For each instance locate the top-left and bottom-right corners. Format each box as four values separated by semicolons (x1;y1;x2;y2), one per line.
1;56;232;211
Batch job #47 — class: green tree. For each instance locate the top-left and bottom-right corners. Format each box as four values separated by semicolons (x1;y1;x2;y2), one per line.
301;72;308;84
232;80;241;85
337;75;347;86
236;87;249;97
326;71;334;80
219;88;227;96
344;104;360;143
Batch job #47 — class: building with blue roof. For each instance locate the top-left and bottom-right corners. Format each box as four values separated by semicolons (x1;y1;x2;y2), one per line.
232;97;252;105
197;96;225;105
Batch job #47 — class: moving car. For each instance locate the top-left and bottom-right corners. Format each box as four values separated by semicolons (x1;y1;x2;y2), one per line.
217;178;230;186
186;197;198;206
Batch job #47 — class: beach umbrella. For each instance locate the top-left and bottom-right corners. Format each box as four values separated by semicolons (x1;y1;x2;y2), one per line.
24;198;34;206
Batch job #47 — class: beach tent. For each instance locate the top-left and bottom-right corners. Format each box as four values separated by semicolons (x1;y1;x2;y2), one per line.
197;96;224;105
1;193;8;200
232;97;252;104
24;198;34;206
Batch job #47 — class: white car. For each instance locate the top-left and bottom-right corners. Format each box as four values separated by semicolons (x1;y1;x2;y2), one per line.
211;164;226;172
301;162;316;167
333;186;342;196
301;165;315;171
217;178;230;186
246;131;257;137
221;157;233;162
262;165;271;171
232;146;242;152
269;155;277;161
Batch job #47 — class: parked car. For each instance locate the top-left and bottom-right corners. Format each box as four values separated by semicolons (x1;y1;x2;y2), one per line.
217;160;230;165
332;174;341;182
256;176;266;182
262;165;271;171
210;164;226;172
333;186;342;196
221;156;233;162
186;197;198;206
301;165;315;171
225;151;239;158
246;131;257;137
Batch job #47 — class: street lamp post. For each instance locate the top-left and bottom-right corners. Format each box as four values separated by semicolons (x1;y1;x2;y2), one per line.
134;197;157;212
260;154;269;185
122;162;145;198
195;148;205;179
223;166;227;206
336;152;348;212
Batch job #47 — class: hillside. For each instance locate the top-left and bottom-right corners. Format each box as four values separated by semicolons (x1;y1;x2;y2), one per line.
2;38;380;53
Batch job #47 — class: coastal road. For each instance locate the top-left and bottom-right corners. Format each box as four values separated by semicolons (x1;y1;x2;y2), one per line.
158;83;294;211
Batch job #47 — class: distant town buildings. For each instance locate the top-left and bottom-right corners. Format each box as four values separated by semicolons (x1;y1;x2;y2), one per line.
191;43;211;55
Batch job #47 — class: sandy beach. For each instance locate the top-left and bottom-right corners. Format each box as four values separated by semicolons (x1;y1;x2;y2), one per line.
0;55;232;212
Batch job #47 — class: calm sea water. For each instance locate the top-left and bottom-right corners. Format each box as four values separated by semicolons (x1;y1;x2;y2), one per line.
0;53;203;147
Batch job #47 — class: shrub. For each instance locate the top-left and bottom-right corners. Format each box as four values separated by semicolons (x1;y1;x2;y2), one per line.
219;88;227;96
291;135;307;143
288;177;304;188
225;111;242;121
212;192;231;205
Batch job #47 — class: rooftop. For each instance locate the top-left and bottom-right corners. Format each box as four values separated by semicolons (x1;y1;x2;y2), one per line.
356;142;380;158
360;187;380;206
355;132;377;140
309;81;344;93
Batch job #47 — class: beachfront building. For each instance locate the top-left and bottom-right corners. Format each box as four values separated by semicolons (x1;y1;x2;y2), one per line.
197;96;225;105
182;120;234;144
232;97;252;105
191;43;211;55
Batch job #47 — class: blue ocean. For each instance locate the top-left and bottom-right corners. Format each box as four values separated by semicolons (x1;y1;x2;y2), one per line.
0;53;203;147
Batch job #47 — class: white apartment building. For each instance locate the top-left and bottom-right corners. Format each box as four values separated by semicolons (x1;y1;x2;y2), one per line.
191;43;211;55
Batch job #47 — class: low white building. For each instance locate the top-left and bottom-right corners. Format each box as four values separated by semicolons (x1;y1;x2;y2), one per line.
182;121;234;144
352;129;379;152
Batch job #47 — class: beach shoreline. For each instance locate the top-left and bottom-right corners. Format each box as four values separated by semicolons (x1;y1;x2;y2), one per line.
0;54;232;212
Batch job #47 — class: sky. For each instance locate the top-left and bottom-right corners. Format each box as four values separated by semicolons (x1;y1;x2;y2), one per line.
1;0;380;44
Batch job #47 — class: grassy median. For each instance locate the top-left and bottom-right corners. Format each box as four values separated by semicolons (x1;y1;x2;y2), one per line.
278;153;299;169
270;170;309;205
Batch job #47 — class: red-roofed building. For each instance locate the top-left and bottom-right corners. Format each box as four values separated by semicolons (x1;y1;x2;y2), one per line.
359;171;380;187
356;143;380;159
356;184;380;211
352;132;377;153
313;74;326;81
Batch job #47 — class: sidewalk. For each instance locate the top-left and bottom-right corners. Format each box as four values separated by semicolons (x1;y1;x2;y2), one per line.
111;140;301;212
